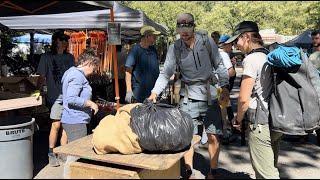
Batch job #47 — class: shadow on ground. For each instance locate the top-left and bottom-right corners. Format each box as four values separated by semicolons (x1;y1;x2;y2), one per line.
180;150;252;179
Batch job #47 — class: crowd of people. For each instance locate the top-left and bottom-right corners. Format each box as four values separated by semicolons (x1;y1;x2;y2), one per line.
35;12;320;179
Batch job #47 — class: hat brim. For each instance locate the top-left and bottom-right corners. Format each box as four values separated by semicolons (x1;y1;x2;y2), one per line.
224;33;241;44
152;31;161;35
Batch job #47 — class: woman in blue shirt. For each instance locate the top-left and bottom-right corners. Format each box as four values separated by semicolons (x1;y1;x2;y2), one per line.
61;48;100;142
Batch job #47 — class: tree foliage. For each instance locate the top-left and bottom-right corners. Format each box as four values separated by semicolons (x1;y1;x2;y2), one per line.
120;1;319;40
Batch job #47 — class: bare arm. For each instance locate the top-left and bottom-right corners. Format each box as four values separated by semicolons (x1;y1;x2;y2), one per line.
228;67;236;77
125;68;132;92
236;75;255;124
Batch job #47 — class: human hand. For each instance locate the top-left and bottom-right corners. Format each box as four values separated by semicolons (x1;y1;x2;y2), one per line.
232;115;241;132
148;92;157;103
86;100;99;115
125;91;134;103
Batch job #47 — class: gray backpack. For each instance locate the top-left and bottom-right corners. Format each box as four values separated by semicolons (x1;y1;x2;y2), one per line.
260;48;320;135
269;51;320;135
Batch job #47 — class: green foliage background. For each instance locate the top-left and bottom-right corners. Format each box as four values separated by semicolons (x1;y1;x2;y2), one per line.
120;1;320;40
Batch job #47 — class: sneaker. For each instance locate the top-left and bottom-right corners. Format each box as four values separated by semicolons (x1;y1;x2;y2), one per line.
48;153;60;167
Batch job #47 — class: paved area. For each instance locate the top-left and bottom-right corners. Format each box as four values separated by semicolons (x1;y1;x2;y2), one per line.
33;67;320;179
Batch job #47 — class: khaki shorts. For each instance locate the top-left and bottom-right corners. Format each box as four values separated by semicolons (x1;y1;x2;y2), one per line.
50;102;63;120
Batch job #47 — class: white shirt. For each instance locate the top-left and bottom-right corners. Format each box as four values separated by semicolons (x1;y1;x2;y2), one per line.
242;52;272;109
219;49;233;70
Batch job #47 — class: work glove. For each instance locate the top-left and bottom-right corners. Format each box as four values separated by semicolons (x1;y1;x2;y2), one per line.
125;91;134;103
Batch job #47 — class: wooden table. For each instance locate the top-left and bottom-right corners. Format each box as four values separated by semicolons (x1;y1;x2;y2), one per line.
54;134;200;179
0;91;42;112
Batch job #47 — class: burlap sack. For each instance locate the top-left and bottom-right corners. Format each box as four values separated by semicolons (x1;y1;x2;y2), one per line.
92;103;142;155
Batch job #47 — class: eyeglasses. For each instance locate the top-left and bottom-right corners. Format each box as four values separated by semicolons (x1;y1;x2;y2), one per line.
233;34;245;45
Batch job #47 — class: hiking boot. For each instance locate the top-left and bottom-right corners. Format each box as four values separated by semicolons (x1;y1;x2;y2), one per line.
48;153;60;167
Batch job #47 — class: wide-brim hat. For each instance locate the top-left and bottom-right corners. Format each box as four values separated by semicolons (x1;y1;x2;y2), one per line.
225;21;259;44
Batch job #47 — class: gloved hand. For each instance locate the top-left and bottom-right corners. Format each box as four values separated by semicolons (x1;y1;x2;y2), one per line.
125;91;134;103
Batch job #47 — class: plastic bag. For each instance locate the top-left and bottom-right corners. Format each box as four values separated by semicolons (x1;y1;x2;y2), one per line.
130;100;194;152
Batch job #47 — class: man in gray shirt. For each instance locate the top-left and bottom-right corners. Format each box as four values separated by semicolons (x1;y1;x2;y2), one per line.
148;13;230;179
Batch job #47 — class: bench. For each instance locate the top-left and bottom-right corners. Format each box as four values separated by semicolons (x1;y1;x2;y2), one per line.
54;134;200;179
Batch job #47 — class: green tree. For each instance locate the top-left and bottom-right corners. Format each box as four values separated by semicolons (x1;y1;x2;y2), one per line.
121;1;319;39
306;1;320;30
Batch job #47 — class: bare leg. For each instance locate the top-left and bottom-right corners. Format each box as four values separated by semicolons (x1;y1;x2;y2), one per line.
207;133;220;168
60;129;68;146
184;147;194;170
49;120;61;149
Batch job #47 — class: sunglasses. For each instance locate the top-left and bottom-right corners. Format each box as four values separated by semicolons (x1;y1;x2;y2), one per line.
233;34;245;45
176;23;194;28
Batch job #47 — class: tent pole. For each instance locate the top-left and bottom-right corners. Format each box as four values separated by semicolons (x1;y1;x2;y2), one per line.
30;31;34;64
110;7;120;110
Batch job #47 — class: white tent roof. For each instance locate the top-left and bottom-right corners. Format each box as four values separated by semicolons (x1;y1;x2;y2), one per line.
0;2;168;40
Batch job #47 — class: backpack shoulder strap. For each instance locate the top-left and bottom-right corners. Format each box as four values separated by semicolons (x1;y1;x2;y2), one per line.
173;39;183;75
198;32;214;69
249;48;270;55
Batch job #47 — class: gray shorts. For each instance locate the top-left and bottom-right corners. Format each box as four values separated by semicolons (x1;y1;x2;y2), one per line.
62;123;88;143
50;102;63;120
179;98;223;135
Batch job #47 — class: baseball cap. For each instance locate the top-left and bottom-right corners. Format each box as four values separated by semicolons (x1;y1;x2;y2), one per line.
140;26;161;36
224;21;259;44
52;30;69;42
219;35;231;44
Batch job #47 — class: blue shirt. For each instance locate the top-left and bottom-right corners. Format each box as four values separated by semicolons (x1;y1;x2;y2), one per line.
125;44;160;102
61;67;92;124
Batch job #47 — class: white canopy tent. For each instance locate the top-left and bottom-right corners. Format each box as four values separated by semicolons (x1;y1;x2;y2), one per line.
0;2;168;40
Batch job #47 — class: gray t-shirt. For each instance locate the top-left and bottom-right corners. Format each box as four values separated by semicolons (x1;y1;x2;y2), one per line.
310;51;320;71
37;52;75;105
242;52;272;109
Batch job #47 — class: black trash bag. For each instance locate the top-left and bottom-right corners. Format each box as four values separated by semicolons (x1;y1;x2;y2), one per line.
130;100;194;152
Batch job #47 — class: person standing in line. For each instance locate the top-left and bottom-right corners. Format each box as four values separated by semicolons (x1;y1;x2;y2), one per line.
148;13;230;179
60;48;100;178
309;30;320;145
218;34;236;144
228;21;283;179
125;26;161;103
36;31;74;167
